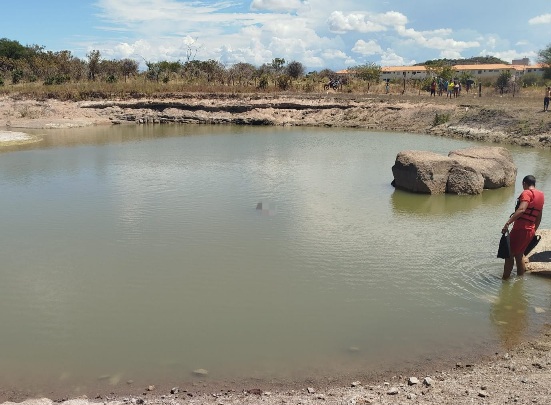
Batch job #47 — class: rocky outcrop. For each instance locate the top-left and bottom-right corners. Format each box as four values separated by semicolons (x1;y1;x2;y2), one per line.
448;146;517;189
391;146;516;195
446;165;485;195
391;151;455;194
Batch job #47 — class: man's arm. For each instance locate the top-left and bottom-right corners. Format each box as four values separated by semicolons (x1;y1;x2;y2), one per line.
503;200;529;233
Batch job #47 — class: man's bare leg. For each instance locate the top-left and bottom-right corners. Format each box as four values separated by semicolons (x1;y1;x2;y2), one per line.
503;257;514;279
515;253;527;276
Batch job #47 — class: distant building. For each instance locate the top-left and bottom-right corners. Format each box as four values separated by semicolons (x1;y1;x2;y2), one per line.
338;62;546;83
523;63;547;76
452;64;522;81
380;66;428;81
512;58;530;66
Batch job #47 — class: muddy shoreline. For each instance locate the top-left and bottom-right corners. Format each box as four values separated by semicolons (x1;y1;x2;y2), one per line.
1;92;550;148
1;92;551;404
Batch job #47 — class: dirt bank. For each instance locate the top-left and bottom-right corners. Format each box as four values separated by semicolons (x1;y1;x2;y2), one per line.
1;92;550;148
1;91;551;405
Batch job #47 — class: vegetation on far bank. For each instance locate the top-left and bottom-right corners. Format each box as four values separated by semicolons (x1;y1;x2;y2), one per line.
0;37;550;102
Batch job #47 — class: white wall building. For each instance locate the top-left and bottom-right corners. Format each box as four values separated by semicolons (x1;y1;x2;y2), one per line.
339;62;547;82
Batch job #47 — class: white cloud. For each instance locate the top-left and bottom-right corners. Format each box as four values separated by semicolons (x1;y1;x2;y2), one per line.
250;0;309;13
81;0;549;71
529;14;551;25
327;11;385;34
478;49;538;64
395;26;479;52
380;49;408;66
96;0;232;23
484;36;497;49
352;40;383;55
301;52;324;68
321;49;348;60
439;49;462;59
327;10;407;34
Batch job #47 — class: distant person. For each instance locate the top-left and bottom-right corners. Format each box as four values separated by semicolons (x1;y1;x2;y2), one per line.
501;175;545;279
545;86;550;112
438;79;444;96
453;80;460;98
447;81;454;98
430;80;436;96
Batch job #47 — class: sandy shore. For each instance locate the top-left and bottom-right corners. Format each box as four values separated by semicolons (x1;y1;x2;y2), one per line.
1;92;551;405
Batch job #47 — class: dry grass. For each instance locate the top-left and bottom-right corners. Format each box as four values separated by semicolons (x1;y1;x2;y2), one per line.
0;78;547;103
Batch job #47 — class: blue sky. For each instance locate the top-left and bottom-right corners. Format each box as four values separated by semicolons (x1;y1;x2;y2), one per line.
3;0;551;70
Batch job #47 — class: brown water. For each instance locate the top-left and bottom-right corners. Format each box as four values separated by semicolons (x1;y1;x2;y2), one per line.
1;124;550;397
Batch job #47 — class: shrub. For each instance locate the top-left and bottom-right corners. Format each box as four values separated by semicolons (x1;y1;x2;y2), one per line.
106;75;117;83
276;74;290;90
258;75;269;90
0;76;4;86
11;69;23;84
433;112;450;126
44;74;70;85
303;81;316;93
520;73;544;87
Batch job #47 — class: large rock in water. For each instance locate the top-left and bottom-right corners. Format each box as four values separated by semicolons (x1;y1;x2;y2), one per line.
446;165;485;195
448;146;516;189
391;150;455;194
391;146;517;195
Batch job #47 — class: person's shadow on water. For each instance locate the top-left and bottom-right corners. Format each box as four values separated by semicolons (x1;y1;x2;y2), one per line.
490;279;528;350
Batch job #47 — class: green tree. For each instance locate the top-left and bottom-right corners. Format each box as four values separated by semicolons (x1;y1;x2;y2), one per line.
538;43;551;66
350;62;381;89
200;59;225;83
180;59;225;83
496;71;512;94
100;59;122;81
120;59;139;82
145;61;162;82
520;73;543;87
228;62;256;86
0;38;29;60
317;69;336;80
87;50;101;81
458;70;474;85
271;58;285;75
424;62;453;81
156;60;183;82
276;74;290;90
538;43;551;79
285;61;305;80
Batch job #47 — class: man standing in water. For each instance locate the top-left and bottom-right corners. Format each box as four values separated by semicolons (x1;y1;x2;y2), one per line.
502;175;544;279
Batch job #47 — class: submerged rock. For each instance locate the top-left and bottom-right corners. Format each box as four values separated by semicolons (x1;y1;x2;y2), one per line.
192;368;209;377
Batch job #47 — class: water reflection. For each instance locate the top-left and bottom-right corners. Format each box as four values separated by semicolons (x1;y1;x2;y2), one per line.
390;187;515;215
0;124;251;154
490;279;528;350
